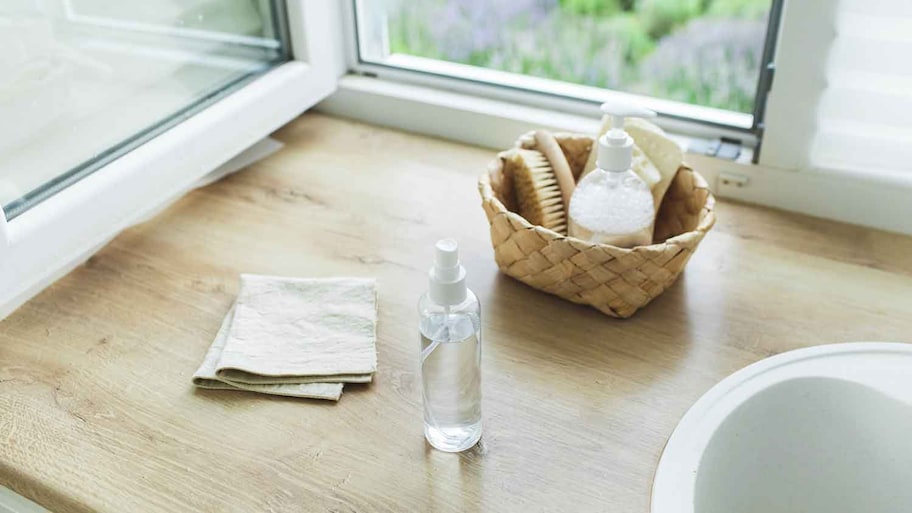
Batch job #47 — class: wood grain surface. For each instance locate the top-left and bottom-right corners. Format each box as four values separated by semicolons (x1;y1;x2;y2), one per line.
1;113;911;513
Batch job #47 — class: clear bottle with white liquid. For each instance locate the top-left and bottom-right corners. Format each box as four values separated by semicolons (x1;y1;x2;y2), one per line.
419;239;482;452
569;101;656;248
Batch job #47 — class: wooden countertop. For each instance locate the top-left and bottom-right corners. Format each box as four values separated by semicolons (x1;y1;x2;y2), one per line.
2;113;912;513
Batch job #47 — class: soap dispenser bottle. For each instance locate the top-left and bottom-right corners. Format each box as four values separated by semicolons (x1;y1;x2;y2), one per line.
419;238;482;452
568;101;656;248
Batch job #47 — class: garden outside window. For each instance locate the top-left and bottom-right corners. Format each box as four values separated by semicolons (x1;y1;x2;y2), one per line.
351;0;781;144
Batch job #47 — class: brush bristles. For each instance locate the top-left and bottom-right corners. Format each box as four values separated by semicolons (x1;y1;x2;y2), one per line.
505;149;567;234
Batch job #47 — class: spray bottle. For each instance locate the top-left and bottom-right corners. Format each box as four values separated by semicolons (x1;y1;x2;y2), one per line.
418;239;482;452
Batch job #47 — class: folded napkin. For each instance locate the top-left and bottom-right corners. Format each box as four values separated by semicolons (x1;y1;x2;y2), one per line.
193;275;378;401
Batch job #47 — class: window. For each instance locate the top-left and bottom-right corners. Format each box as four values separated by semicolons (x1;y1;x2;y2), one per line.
0;0;288;219
0;1;338;318
327;0;910;235
353;0;779;136
1;0;909;320
760;0;912;179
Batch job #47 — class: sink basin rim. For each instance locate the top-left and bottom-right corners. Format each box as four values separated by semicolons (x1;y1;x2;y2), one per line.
650;341;912;513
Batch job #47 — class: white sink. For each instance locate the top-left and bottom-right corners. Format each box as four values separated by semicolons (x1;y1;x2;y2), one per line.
652;342;912;513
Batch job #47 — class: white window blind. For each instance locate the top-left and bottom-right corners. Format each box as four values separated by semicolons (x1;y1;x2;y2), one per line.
762;0;912;183
812;0;912;179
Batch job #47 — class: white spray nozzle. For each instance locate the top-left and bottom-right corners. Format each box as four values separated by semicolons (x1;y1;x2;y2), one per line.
429;238;467;305
433;238;460;281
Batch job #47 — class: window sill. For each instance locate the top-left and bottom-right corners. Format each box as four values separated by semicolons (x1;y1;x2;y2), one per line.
318;74;912;237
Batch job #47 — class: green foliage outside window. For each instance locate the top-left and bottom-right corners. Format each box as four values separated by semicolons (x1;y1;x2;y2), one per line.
387;0;771;113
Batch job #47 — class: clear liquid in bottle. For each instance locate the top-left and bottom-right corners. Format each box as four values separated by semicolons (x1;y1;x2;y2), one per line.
420;310;482;452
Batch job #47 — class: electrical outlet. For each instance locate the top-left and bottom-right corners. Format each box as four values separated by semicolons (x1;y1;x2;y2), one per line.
719;172;749;188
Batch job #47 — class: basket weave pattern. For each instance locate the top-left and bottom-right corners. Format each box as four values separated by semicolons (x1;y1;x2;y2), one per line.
478;133;716;318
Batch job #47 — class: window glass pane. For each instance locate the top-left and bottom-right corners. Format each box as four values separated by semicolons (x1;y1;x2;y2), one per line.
375;0;770;115
0;0;287;219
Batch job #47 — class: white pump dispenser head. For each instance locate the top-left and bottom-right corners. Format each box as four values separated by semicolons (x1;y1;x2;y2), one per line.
428;238;467;306
596;99;656;172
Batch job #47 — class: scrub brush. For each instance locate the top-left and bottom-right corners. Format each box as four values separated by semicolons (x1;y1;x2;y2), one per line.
503;148;568;234
534;130;576;212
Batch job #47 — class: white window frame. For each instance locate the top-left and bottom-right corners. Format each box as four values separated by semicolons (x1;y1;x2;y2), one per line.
757;0;834;172
345;0;760;145
318;0;912;236
0;0;344;318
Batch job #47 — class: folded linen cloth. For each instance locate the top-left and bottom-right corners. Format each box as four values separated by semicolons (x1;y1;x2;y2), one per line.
192;275;378;401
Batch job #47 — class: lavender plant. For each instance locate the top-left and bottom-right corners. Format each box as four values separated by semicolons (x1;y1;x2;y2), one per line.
386;0;771;113
638;17;767;112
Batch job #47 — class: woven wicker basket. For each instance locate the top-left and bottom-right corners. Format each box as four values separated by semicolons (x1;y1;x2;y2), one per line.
478;133;716;318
